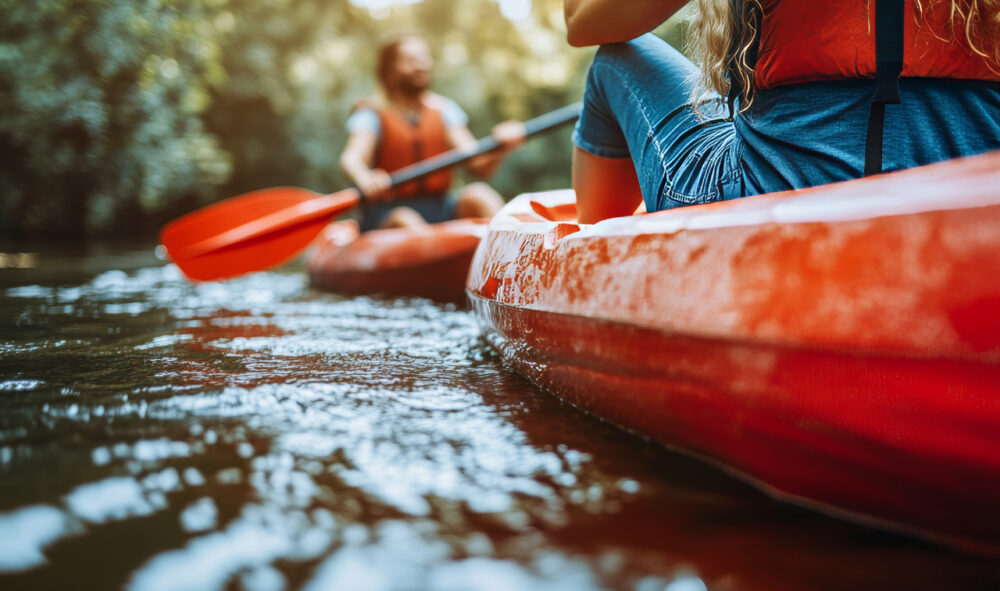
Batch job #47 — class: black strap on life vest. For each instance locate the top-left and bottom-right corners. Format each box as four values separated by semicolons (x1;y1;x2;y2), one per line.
864;0;905;176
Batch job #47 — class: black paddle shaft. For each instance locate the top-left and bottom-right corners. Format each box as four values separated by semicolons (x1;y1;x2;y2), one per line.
385;102;582;189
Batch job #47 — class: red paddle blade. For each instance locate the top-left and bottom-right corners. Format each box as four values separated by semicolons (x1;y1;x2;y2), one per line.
160;187;360;281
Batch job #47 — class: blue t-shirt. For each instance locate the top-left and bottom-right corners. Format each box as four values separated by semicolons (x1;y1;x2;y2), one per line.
736;79;1000;195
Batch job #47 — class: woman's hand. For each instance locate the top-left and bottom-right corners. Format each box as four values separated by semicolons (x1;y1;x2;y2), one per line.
564;0;689;47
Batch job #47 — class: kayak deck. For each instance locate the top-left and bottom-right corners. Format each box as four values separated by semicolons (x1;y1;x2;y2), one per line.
467;150;1000;553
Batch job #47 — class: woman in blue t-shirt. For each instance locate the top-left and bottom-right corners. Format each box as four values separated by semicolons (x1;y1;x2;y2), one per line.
565;0;1000;224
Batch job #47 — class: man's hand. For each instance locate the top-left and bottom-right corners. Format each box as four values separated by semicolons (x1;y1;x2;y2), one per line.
492;120;527;151
447;119;526;179
356;168;392;201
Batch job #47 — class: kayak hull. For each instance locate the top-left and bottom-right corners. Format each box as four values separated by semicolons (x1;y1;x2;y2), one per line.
467;150;1000;552
307;218;487;303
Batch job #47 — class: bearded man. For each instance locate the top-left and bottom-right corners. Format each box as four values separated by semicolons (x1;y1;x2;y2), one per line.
340;35;525;230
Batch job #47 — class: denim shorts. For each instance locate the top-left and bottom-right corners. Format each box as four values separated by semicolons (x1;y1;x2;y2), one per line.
573;34;744;213
574;33;1000;213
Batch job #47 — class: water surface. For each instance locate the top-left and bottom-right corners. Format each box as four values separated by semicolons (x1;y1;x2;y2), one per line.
1;247;999;590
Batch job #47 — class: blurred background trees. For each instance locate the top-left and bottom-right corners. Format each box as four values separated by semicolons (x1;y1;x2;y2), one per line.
1;0;687;241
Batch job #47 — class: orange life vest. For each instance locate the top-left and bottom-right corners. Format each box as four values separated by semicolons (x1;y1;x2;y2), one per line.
373;97;453;199
754;0;1000;90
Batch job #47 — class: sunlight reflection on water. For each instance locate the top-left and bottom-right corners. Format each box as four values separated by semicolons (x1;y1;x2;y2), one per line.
3;259;1000;590
0;264;646;590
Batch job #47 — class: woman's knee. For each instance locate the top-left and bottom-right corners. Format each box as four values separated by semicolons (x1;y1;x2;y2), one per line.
592;33;665;69
578;36;669;160
591;33;692;89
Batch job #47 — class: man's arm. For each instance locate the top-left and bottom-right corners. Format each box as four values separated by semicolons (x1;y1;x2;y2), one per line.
339;128;391;200
564;0;688;47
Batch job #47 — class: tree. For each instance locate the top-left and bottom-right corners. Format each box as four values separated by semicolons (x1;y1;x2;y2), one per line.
0;0;690;240
1;0;229;239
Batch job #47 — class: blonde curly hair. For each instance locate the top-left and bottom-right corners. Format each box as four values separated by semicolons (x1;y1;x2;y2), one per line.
688;0;1000;113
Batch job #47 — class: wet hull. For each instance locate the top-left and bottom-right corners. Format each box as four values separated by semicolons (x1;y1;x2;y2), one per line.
466;151;1000;552
306;218;487;303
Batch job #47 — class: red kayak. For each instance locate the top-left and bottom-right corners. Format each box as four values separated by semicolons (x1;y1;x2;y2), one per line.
306;218;486;303
466;150;1000;553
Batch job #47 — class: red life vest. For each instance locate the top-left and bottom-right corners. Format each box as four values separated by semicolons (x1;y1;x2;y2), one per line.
754;0;1000;90
373;95;454;199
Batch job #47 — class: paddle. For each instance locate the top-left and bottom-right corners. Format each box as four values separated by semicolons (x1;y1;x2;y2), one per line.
160;102;582;281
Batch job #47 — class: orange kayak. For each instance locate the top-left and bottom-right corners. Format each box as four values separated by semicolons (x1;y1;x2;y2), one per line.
466;150;1000;553
306;218;487;303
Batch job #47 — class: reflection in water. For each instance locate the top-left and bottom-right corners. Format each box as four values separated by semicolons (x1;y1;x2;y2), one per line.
1;254;999;590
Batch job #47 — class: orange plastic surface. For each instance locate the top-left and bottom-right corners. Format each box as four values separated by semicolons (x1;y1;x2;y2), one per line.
306;218;487;303
467;150;1000;552
160;187;360;281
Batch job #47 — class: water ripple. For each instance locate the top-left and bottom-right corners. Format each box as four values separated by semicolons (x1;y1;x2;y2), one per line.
3;261;999;590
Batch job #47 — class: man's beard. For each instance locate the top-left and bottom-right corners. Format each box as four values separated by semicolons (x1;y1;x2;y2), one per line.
394;74;430;96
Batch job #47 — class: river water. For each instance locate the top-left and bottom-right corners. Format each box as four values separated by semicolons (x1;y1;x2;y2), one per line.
1;246;998;590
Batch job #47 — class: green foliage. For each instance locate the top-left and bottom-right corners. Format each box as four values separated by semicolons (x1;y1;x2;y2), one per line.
1;0;230;238
1;0;689;240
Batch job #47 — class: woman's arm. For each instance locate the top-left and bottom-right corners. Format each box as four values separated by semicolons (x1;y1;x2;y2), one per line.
564;0;689;47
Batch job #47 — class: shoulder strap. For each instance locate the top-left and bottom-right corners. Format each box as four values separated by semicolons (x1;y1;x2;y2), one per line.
864;0;904;176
